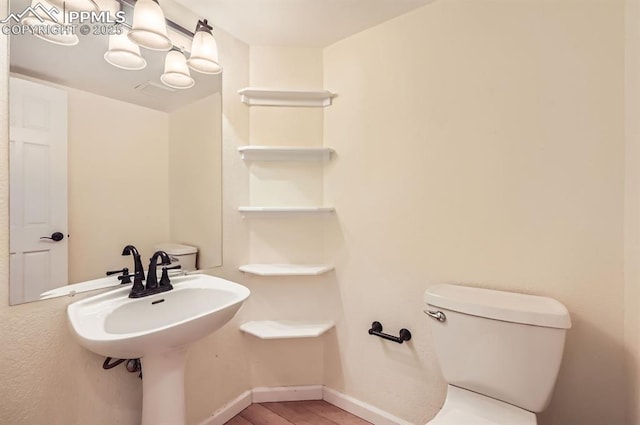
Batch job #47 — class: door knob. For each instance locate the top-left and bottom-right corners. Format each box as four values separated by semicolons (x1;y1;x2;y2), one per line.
40;232;64;242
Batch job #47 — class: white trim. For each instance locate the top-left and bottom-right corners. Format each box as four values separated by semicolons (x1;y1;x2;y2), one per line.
251;385;324;403
199;386;412;425
322;387;414;425
198;391;252;425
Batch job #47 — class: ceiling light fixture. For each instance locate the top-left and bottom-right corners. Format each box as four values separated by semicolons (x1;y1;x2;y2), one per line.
104;27;147;70
47;0;99;12
94;0;121;19
22;0;222;88
128;0;172;51
21;0;79;46
161;49;195;89
187;19;221;75
101;1;147;70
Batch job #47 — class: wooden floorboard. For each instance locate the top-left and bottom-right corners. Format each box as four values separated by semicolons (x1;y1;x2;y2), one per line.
227;415;255;425
239;404;295;425
262;401;339;425
227;401;371;425
301;400;372;425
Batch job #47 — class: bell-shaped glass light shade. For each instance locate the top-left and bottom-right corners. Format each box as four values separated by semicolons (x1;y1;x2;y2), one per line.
94;0;120;20
187;30;222;74
104;29;147;70
48;0;98;12
161;50;194;89
21;0;79;46
128;0;172;51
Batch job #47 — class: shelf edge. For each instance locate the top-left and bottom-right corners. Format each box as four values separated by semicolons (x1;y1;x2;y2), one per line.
238;88;336;107
239;264;334;276
238;146;334;162
240;320;335;339
238;206;335;215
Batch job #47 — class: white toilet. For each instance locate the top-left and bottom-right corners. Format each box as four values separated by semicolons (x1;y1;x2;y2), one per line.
153;242;199;272
424;284;571;425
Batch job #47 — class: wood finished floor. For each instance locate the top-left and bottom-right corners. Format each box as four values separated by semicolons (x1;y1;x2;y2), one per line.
226;401;372;425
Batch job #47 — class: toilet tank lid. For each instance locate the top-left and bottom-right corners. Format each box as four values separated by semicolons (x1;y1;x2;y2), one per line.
154;243;198;255
424;284;571;329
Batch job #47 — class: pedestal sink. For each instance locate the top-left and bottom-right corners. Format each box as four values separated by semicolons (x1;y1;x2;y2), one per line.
67;274;250;425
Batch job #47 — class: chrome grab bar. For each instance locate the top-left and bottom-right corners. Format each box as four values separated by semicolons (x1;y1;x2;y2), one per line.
424;309;446;322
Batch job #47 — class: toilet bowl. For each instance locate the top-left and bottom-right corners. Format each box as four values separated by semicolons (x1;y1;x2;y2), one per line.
424;284;571;425
427;386;535;425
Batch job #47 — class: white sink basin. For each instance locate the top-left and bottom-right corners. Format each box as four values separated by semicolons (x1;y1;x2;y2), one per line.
67;273;250;425
67;274;250;359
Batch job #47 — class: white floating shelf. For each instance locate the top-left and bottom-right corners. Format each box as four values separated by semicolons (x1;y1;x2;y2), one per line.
240;320;335;339
239;264;334;276
238;146;334;162
238;88;336;107
238;206;335;215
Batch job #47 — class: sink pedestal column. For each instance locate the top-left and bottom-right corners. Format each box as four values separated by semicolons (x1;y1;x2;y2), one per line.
141;347;188;425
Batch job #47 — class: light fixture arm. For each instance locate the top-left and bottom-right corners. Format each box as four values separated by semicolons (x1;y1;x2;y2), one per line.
194;19;213;34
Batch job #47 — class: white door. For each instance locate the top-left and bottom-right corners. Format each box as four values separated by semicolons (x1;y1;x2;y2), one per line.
9;77;68;304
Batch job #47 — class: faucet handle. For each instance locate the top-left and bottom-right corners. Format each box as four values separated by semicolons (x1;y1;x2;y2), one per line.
117;274;137;283
159;265;181;287
164;265;182;271
106;267;131;284
106;267;129;275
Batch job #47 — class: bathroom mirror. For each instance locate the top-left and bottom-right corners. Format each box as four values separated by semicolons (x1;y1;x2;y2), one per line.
7;0;223;305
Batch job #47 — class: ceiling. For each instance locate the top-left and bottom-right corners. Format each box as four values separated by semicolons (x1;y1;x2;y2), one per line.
9;0;221;112
178;0;433;47
9;0;433;111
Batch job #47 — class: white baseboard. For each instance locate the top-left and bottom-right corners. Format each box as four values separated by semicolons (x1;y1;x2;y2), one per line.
200;385;412;425
199;390;252;425
252;385;324;403
322;387;413;425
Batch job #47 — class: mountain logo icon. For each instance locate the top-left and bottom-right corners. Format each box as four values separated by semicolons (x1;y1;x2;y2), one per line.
0;3;60;24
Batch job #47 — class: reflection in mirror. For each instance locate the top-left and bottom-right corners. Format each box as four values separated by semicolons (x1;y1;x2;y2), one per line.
8;0;223;305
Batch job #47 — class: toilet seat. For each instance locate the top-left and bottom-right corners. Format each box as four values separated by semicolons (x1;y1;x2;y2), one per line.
426;386;537;425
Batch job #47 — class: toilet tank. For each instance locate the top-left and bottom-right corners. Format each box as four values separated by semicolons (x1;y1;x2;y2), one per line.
154;243;198;272
424;284;571;413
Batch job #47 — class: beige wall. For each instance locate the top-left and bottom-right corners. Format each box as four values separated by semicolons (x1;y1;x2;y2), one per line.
625;0;640;423
323;1;625;425
0;2;636;425
168;93;223;269
68;87;170;283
